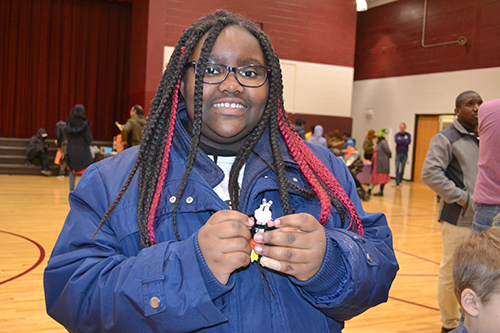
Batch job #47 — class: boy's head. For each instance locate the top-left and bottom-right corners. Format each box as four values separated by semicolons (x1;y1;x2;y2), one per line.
295;118;306;128
453;228;500;332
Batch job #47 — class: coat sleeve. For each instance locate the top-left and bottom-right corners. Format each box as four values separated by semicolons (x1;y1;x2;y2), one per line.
421;134;469;207
381;140;392;158
362;139;371;153
291;151;398;321
121;119;132;144
44;165;231;333
84;125;93;144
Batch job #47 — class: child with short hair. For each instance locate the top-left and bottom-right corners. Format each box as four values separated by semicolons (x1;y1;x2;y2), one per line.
451;228;500;333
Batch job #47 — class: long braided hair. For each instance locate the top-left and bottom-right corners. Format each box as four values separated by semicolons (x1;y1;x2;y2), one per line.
93;10;362;248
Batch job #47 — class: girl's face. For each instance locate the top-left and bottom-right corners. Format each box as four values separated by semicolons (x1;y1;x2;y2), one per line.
181;25;269;144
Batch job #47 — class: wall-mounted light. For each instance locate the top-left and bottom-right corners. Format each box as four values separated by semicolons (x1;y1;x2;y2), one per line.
357;0;368;11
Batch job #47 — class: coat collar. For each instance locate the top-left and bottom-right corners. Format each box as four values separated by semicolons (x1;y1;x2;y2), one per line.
453;118;478;138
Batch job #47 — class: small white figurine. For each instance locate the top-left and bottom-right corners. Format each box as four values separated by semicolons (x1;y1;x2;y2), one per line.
250;199;273;262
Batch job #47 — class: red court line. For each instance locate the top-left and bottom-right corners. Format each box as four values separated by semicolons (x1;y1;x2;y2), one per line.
0;230;46;285
395;249;440;265
389;296;439;311
390;249;440;311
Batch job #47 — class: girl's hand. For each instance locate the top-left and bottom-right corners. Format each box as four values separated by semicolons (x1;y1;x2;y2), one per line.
252;213;327;281
198;210;254;285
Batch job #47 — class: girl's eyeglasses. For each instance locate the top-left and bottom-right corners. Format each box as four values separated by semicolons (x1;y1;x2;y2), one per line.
189;61;271;88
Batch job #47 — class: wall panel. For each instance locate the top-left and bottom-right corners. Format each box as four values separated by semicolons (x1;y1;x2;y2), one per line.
355;0;500;80
164;0;357;67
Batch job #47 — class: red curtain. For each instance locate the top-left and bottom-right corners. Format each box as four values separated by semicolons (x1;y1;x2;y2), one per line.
0;0;132;140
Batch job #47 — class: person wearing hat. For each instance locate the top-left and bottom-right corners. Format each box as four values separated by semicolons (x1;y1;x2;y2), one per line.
367;129;391;196
26;127;51;176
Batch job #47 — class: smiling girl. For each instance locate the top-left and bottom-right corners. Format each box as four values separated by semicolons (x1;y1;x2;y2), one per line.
44;10;398;332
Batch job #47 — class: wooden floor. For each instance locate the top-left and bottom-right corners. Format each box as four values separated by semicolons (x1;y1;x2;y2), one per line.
0;175;444;332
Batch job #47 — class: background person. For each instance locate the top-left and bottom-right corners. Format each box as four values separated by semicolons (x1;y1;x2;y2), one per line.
363;129;375;161
307;124;328;147
64;104;94;191
340;132;356;156
26;127;51;176
54;120;68;177
118;105;146;148
422;90;482;333
367;129;391;197
292;117;306;140
471;98;500;232
44;11;398;332
394;122;411;186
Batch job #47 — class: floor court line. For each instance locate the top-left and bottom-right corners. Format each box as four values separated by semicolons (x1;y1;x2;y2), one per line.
0;230;46;285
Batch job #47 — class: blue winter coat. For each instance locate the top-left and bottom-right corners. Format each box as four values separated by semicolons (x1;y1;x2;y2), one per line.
44;110;398;332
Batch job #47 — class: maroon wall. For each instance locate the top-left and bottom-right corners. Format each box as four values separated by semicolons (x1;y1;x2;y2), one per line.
129;0;167;115
164;1;358;67
355;0;500;80
287;113;353;140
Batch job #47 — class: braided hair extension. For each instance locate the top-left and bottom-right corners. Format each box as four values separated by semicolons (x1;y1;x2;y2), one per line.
93;10;362;248
170;23;227;241
92;27;201;246
277;105;363;235
146;47;187;244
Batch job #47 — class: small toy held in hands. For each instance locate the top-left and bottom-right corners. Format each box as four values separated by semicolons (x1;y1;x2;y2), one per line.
250;198;273;262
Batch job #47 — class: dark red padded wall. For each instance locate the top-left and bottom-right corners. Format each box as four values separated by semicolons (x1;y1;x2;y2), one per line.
355;0;500;80
164;1;357;67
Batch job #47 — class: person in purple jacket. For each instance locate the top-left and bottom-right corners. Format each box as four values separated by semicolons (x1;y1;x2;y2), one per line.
394;123;411;186
44;10;398;332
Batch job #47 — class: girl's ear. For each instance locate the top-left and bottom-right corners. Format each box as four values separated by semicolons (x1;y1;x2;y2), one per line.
461;288;480;317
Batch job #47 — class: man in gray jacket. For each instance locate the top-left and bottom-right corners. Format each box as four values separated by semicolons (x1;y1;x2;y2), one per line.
422;90;482;333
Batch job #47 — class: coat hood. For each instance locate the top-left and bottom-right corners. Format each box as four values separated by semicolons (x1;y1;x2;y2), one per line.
37;128;48;139
65;121;89;134
312;125;324;137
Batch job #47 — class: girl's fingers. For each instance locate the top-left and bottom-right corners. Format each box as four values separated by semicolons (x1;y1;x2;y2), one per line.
259;256;281;271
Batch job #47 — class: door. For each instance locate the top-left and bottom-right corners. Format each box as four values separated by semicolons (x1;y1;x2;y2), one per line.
412;115;440;183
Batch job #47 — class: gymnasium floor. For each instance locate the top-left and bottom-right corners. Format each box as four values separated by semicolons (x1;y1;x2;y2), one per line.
0;175;444;332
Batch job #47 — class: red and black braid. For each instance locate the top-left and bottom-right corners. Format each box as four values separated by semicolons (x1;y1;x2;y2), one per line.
277;106;363;235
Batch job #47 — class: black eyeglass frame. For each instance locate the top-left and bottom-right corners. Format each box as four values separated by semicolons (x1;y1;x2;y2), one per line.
188;61;271;88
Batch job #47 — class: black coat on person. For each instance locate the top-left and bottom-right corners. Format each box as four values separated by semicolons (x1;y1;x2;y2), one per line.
26;128;48;160
64;121;93;172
